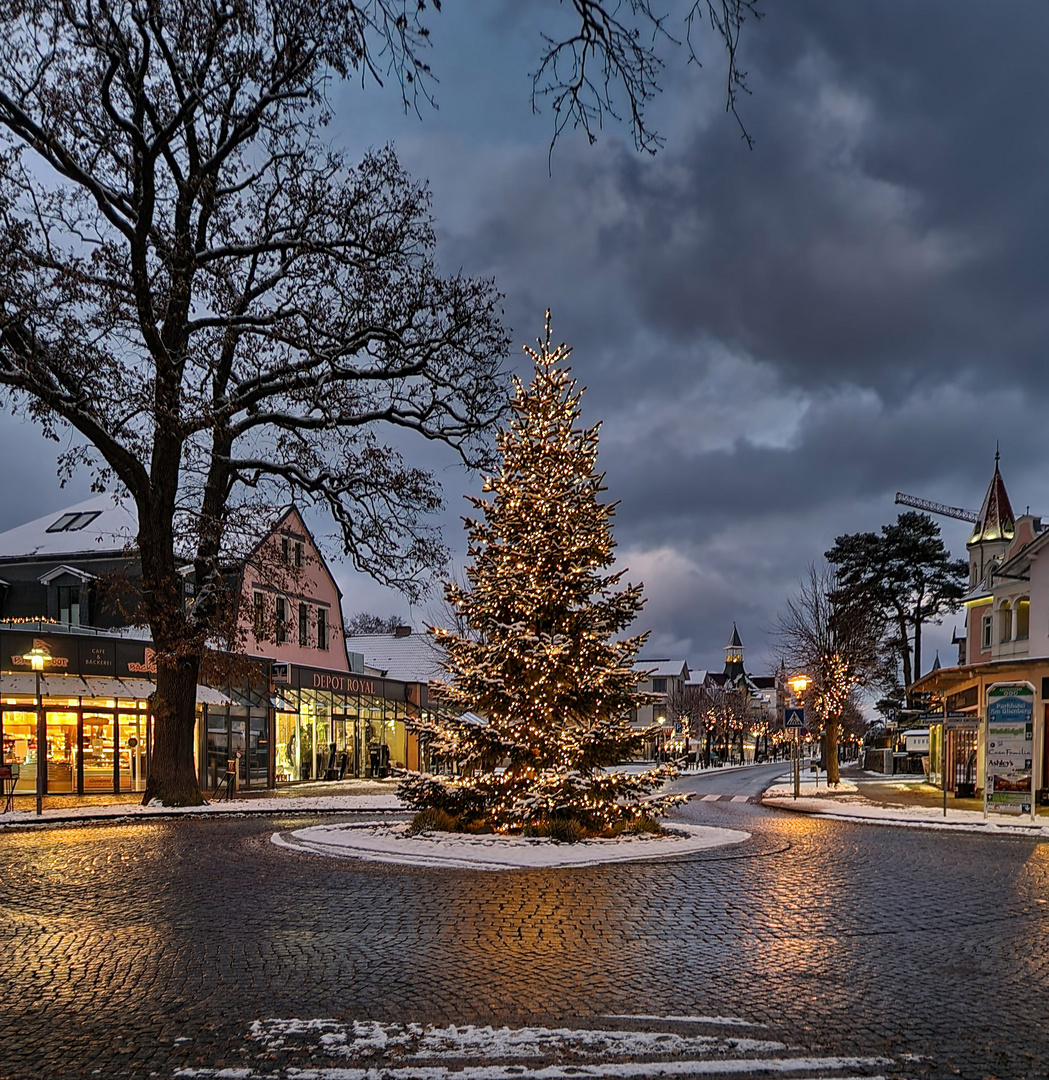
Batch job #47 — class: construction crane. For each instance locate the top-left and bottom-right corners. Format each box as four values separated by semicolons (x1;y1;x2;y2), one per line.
894;492;979;524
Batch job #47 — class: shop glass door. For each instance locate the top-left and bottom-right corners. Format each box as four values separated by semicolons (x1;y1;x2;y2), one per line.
231;719;247;786
205;712;229;792
82;713;115;791
45;710;78;792
118;713;148;792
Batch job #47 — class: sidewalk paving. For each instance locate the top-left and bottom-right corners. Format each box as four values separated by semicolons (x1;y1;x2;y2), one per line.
761;764;1049;838
0;777;406;828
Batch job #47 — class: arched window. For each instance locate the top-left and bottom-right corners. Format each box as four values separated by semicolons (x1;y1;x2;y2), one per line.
1016;598;1030;640
999;600;1012;643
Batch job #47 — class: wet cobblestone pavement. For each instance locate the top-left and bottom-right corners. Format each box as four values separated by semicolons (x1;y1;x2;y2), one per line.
2;789;1048;1080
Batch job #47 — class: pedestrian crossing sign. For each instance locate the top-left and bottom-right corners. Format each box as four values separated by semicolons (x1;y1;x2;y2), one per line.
785;708;804;728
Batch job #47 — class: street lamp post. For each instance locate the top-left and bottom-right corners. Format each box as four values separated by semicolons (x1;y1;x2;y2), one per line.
28;645;52;816
788;674;810;800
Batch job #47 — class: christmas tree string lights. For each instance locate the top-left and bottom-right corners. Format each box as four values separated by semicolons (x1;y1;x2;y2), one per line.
399;312;688;835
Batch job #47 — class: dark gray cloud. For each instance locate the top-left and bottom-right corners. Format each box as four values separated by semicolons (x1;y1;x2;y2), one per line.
3;1;1047;682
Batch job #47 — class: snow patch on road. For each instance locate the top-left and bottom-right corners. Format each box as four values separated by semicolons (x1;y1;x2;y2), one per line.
171;1018;893;1080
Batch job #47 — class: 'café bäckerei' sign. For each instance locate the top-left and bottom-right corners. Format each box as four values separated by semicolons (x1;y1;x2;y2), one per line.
985;682;1034;816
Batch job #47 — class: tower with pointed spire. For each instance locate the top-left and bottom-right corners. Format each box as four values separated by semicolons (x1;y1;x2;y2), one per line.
724;623;746;686
967;447;1016;589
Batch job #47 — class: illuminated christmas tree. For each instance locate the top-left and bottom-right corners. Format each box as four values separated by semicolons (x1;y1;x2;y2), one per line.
400;313;684;834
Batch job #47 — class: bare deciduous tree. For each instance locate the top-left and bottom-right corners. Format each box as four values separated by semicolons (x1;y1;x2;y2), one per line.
0;1;760;806
533;0;762;155
0;2;508;805
776;564;887;785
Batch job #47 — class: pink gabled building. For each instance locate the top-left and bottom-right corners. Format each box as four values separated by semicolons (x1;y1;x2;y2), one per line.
237;506;350;674
0;500;432;801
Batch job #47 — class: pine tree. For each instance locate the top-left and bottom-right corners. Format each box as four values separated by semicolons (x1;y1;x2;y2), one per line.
399;313;685;834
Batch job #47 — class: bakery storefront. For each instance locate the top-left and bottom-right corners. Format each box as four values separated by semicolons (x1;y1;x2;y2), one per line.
1;625;252;798
2;626;429;798
271;663;426;783
1;627;156;796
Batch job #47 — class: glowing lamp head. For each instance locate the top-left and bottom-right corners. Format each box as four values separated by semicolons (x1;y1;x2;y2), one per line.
788;674;810;697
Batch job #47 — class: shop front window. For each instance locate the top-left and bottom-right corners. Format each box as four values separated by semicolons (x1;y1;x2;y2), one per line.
275;707;297;783
249;714;269;784
3;707;38;794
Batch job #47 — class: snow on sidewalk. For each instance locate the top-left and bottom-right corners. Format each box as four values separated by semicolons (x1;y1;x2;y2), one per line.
0;791;405;827
761;779;1049;838
273;820;750;870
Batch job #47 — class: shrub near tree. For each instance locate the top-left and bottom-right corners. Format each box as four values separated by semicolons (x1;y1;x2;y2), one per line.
399;313;687;837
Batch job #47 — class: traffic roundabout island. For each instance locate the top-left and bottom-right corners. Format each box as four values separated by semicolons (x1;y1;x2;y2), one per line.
271;820;750;870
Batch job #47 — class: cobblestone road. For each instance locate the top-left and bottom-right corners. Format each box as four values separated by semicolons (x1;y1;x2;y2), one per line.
2;791;1048;1080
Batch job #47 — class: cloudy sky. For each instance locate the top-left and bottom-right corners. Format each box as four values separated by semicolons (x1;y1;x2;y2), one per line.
4;0;1048;679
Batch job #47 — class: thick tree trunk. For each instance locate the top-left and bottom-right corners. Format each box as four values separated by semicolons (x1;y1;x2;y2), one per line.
143;652;205;805
825;716;841;786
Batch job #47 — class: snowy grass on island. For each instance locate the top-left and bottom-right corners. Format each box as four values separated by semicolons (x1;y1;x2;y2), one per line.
273;819;749;869
762;784;1049;837
0;791;404;826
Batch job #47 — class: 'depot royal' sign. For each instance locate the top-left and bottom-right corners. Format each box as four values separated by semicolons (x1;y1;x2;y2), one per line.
985;682;1035;817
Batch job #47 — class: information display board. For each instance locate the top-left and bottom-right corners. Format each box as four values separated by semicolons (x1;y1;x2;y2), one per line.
984;683;1034;817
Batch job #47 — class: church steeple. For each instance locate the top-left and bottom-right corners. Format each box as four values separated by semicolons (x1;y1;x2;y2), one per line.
969;446;1015;546
724;623;745;684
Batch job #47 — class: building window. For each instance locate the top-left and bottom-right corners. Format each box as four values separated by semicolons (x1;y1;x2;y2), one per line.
299;602;309;647
982;613;992;650
281;537;289;564
46;510;101;533
1017;598;1030;640
653;678;667;694
294;541;304;568
275;597;287;644
999;601;1012;643
317;607;328;650
253;592;266;637
58;585;80;626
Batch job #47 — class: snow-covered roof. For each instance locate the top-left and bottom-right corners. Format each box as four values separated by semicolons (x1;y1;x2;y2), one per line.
0;495;138;560
634;658;689;679
346;630;446;684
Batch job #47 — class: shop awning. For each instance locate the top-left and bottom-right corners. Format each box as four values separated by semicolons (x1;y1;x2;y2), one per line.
0;671;230;705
